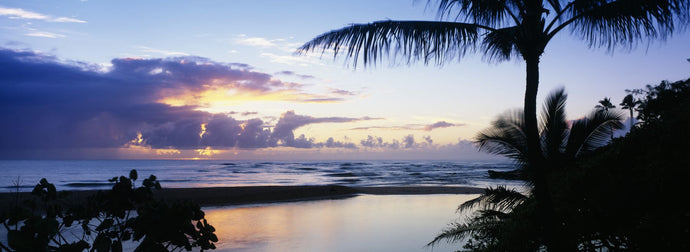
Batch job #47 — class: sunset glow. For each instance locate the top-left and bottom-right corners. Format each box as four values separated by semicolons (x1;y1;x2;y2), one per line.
1;0;688;160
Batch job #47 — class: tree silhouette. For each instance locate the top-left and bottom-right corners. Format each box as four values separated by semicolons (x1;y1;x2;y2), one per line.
299;3;688;248
595;97;616;140
429;88;624;250
595;97;615;112
619;94;638;130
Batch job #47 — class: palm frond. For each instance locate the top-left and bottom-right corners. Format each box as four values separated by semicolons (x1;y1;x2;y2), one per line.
568;0;690;50
435;0;521;25
565;109;625;157
539;87;569;161
427;215;502;247
458;186;528;213
427;222;475;246
476;110;528;162
546;0;564;15
297;20;481;67
482;26;521;61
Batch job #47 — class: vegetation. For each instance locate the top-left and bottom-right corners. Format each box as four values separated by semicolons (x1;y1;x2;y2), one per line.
619;94;638;129
299;2;689;249
429;78;690;251
429;87;623;250
595;97;617;140
0;170;217;252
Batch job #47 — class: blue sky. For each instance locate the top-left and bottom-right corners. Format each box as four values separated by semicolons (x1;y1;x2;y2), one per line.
1;0;688;160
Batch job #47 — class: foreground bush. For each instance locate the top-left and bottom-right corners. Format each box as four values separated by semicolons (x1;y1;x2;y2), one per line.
0;170;217;252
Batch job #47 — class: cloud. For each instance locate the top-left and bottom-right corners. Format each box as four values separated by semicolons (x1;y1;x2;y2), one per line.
349;121;463;131
271;111;378;148
260;52;321;66
2;48;468;158
135;46;190;56
228;111;259;116
0;6;86;23
329;88;359;96
0;48;366;153
320;137;357;149
423;121;460;131
275;70;315;79
234;35;277;48
25;31;66;38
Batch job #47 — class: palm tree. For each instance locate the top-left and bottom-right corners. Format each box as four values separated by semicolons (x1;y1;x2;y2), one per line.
620;94;638;130
429;88;624;250
299;1;687;249
595;97;615;112
596;97;616;140
478;88;623;179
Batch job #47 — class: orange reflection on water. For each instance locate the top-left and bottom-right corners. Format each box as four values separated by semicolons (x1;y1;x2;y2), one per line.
203;194;478;252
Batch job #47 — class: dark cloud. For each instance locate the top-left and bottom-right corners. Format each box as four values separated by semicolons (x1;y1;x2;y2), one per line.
359;134;439;150
228;111;259;116
271;110;377;148
0;48;368;152
360;135;401;149
423;121;461;131
402;134;415;148
321;137;357;149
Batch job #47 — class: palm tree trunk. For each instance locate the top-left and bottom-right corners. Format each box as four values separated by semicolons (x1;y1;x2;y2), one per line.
525;55;566;251
524;55;542;168
629;108;634;130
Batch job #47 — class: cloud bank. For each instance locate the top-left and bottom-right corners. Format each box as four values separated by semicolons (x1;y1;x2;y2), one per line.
0;48;361;152
0;48;487;160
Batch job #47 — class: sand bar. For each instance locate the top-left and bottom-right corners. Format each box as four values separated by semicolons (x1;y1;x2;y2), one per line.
0;185;484;211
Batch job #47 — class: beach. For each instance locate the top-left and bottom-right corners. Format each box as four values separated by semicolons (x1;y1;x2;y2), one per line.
0;185;485;210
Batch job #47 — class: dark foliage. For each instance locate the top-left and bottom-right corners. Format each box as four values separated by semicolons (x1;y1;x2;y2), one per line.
433;78;689;251
1;170;217;252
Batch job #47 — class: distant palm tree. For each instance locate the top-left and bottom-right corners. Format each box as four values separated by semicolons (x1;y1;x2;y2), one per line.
299;1;688;250
596;97;616;140
595;97;615;112
620;94;638;130
429;88;624;250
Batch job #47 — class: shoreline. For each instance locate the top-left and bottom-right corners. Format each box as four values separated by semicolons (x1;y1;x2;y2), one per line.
0;185;484;210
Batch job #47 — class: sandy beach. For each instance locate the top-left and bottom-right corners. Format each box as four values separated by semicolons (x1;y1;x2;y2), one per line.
0;185;484;210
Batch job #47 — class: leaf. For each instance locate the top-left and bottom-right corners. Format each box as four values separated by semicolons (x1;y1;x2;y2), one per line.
95;218;114;232
129;169;138;181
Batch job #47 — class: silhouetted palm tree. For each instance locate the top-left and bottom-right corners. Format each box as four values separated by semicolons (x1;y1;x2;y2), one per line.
478;88;623;178
299;1;688;249
429;88;624;250
620;94;638;130
596;97;616;140
595;97;615;112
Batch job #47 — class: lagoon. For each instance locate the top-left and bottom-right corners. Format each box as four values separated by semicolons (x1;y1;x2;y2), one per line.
204;194;477;252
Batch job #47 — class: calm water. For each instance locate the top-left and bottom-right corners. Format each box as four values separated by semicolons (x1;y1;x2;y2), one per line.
204;194;479;252
0;160;520;192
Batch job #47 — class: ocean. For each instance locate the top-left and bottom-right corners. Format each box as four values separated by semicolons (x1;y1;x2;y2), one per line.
0;159;521;192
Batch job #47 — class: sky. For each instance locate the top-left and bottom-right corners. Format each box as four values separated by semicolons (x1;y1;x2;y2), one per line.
1;0;688;160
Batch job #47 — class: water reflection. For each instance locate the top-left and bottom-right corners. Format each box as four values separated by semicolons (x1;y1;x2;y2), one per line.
204;194;478;252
